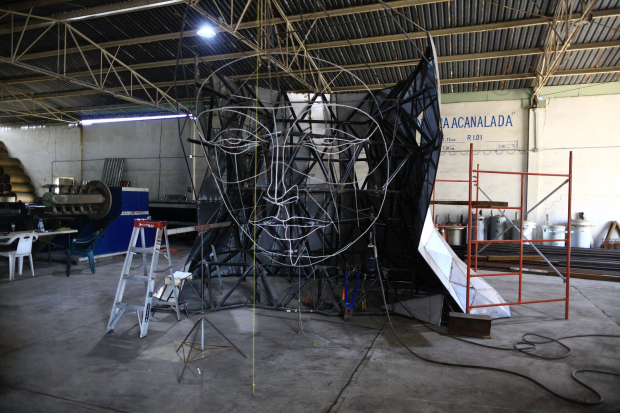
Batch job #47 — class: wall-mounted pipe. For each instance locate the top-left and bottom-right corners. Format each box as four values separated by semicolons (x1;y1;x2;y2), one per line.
533;108;539;153
79;124;83;183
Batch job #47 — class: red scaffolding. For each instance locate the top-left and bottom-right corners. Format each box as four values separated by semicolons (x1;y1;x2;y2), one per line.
464;143;573;319
431;177;471;234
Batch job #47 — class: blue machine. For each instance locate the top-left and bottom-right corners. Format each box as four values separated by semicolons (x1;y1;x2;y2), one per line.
72;188;155;258
93;188;153;257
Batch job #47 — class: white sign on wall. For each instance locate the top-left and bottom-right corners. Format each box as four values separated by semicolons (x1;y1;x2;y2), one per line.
440;101;527;151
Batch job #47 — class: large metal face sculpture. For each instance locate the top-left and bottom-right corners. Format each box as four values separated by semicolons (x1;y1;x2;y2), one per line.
187;40;446;312
194;54;390;268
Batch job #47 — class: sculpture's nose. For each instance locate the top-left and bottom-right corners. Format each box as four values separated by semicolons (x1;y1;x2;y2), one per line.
264;184;299;206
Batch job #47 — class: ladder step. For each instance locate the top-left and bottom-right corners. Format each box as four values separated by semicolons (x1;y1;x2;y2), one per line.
129;247;157;254
122;274;150;282
114;303;144;312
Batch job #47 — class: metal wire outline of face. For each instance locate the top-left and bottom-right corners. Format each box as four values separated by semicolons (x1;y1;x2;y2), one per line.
194;53;390;267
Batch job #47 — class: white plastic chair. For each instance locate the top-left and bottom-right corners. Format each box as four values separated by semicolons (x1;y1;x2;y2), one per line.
0;235;35;281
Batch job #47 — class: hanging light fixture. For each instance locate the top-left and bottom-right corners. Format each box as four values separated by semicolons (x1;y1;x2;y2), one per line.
197;25;216;38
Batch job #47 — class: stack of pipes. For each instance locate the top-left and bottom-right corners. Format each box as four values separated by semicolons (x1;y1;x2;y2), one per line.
0;141;35;202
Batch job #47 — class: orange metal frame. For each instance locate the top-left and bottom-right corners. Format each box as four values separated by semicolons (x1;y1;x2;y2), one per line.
432;181;472;232
464;143;573;319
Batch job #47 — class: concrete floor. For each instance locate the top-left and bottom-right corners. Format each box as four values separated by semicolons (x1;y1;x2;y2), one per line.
0;248;619;413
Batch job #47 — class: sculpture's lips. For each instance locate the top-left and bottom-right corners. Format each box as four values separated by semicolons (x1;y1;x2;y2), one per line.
253;216;331;229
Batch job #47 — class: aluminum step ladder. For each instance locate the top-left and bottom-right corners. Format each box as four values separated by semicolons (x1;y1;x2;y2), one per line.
106;219;180;338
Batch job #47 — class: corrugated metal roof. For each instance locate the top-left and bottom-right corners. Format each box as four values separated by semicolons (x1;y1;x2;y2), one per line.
0;0;619;124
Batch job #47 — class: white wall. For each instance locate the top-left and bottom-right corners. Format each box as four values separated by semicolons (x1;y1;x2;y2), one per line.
0;125;81;195
0;118;201;201
434;100;527;226
81;118;195;200
434;93;620;246
534;94;620;246
1;91;618;245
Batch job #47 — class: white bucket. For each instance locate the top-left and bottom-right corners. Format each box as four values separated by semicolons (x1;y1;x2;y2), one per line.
542;224;566;246
571;219;593;248
512;220;536;244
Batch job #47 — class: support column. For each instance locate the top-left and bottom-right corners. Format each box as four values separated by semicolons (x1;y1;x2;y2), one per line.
525;105;546;237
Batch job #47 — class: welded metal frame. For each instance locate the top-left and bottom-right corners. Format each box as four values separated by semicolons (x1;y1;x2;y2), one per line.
183;40;444;316
0;7;185;123
465;143;573;318
2;0;619;114
533;0;600;96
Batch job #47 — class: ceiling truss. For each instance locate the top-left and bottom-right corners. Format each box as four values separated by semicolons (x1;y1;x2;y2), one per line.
0;7;188;123
0;0;619;122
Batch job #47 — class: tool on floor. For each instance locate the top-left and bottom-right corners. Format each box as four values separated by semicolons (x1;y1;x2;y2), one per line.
106;219;180;338
154;270;193;319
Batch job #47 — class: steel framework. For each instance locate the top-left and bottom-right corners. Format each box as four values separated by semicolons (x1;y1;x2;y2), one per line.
0;7;185;123
180;36;444;316
465;143;573;318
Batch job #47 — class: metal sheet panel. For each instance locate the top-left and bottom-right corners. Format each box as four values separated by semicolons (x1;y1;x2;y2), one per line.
101;158;125;187
384;294;444;326
418;210;511;319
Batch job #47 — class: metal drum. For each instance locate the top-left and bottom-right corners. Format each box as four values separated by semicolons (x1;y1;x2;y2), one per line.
542;224;566;246
489;215;507;240
571;218;593;248
445;224;465;246
444;214;465;246
469;213;485;240
511;220;536;244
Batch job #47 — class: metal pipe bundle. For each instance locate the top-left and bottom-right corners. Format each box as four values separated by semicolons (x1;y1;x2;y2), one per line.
0;157;20;167
4;174;29;184
6;183;34;193
0;143;35;203
0;166;25;175
3;192;35;202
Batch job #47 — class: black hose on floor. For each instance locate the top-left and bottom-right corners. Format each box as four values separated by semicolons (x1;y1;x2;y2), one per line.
372;239;620;406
